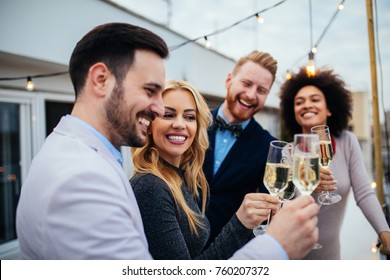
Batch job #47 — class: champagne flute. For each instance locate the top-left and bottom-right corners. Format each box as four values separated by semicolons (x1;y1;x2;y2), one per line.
311;125;341;205
292;134;322;249
253;140;292;236
279;144;296;202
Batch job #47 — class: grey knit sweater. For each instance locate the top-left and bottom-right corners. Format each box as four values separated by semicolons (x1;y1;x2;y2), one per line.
130;162;253;260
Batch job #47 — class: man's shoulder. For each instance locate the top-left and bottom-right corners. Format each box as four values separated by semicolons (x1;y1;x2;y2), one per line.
247;118;277;140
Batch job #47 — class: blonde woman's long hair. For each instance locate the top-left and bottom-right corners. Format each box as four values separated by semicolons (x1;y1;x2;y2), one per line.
131;80;213;235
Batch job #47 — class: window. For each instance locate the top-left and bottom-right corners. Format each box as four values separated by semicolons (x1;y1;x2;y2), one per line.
0;103;21;244
0;98;72;250
45;101;73;135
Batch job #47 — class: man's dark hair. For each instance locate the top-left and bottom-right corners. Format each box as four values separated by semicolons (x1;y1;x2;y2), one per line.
69;22;169;97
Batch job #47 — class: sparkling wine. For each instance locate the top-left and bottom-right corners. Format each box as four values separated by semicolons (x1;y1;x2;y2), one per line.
263;162;290;195
292;154;320;196
319;140;334;167
279;180;296;200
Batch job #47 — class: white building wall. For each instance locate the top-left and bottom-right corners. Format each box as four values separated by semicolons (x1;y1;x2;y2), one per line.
0;0;279;258
0;0;235;98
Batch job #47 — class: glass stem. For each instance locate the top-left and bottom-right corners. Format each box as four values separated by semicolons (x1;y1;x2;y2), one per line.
266;209;272;226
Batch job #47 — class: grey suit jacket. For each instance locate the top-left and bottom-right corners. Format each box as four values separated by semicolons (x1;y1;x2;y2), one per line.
16;116;152;259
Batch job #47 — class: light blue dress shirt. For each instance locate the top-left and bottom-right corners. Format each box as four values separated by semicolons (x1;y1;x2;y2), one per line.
66;115;123;165
213;107;250;174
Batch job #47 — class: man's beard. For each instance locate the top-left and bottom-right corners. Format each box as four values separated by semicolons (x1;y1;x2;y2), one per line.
105;82;145;148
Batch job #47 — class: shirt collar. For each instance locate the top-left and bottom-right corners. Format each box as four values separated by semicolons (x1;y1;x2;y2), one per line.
216;106;250;130
66;115;124;165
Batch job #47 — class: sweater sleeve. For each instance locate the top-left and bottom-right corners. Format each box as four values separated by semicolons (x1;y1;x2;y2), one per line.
131;174;193;259
195;214;254;260
347;132;390;233
131;173;254;260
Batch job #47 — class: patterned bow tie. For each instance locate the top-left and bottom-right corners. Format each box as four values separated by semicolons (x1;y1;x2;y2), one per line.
213;116;243;138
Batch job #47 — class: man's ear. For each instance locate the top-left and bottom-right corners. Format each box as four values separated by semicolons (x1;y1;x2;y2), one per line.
89;63;112;97
225;73;232;90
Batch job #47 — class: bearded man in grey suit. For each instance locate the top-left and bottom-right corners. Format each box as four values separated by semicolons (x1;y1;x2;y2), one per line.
16;23;169;259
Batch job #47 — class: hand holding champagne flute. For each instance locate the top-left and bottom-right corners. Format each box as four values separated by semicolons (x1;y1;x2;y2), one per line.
253;140;292;236
311;125;341;205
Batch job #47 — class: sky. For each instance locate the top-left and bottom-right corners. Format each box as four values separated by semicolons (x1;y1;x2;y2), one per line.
112;0;390;121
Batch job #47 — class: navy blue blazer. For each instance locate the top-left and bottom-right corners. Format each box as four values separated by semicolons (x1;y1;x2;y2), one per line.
204;108;276;246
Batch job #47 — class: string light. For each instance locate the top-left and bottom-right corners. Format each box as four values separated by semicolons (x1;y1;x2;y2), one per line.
2;0;347;89
255;14;265;23
0;71;68;92
26;76;34;92
314;0;345;51
284;0;346;80
204;36;212;49
168;0;288;51
285;70;292;80
306;51;316;77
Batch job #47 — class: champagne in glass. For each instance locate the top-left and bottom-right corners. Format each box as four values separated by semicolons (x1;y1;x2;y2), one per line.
318;140;334;167
311;125;341;205
292;134;322;249
264;162;290;194
253;141;292;236
292;154;320;195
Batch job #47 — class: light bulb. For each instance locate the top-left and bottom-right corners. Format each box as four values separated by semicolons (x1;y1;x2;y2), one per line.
26;76;35;91
306;52;316;78
204;36;212;49
256;14;264;23
286;71;292;80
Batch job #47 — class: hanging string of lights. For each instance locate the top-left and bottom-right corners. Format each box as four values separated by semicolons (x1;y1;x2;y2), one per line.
0;0;288;91
302;0;346;78
168;0;288;51
0;0;346;91
0;71;68;92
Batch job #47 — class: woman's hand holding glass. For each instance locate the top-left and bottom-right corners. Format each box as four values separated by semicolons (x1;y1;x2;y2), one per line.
311;125;341;205
235;193;279;230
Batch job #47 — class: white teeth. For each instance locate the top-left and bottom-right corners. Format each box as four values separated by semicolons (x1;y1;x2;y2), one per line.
138;117;150;127
239;99;252;107
302;112;316;118
168;135;186;142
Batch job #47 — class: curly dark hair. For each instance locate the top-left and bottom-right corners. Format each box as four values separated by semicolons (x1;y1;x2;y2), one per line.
279;66;352;137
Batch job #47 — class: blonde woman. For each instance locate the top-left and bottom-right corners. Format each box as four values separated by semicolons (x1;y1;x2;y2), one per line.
130;80;281;259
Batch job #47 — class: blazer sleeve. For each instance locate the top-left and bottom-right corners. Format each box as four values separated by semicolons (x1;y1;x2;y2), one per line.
230;234;288;260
